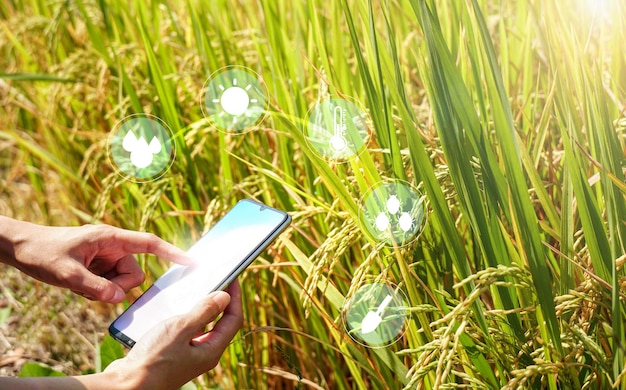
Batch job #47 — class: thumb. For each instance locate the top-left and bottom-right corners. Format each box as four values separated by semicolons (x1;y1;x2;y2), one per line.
72;269;125;303
179;291;231;339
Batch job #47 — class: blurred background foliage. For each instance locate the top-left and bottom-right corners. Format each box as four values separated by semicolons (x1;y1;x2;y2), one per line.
0;0;625;388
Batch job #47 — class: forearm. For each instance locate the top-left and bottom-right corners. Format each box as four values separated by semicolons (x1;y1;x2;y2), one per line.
0;370;139;390
0;215;33;268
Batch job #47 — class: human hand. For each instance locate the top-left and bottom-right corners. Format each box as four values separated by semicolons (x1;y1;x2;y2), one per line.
0;281;243;390
106;281;244;390
4;220;193;302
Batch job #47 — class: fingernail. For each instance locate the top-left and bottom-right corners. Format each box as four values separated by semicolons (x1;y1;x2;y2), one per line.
113;289;125;302
184;255;198;265
210;291;231;311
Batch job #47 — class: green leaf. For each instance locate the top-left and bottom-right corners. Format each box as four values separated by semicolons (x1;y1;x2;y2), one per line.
96;335;126;372
179;381;198;390
0;307;11;326
0;73;75;82
18;363;66;377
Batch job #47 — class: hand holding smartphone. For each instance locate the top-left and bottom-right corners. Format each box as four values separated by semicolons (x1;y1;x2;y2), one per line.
109;199;291;348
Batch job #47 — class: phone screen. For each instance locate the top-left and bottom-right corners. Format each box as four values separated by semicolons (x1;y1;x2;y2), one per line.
109;199;290;347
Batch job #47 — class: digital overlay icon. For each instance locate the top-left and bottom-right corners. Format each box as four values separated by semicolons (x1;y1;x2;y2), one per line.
329;106;348;152
359;179;427;247
107;114;175;182
342;282;407;347
122;131;162;169
361;294;393;334
201;66;268;133
306;98;370;161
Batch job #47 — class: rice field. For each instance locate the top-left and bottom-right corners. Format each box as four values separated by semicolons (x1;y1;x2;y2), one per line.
1;0;625;388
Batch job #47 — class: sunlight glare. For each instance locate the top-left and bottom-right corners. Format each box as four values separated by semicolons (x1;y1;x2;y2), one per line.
582;0;613;18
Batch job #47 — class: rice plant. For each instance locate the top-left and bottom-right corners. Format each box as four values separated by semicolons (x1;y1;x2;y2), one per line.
1;0;624;388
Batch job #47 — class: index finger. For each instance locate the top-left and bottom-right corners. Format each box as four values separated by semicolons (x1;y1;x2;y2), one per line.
111;228;195;265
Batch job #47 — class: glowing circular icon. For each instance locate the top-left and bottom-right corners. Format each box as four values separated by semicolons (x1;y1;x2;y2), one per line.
107;114;175;181
201;66;268;133
359;179;427;246
342;282;408;348
306;98;370;161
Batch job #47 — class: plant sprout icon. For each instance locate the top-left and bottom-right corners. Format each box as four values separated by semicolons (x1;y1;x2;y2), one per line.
122;132;162;169
211;77;259;124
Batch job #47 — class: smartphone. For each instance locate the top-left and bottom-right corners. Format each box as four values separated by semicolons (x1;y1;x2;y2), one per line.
109;199;291;348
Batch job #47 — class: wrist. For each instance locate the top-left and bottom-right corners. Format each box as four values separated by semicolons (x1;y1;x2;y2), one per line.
103;358;152;390
0;216;32;268
99;361;145;390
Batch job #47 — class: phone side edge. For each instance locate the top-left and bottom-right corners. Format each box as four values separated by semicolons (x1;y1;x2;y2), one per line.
213;211;291;292
108;321;136;349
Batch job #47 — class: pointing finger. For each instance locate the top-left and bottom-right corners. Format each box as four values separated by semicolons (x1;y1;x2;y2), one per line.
107;228;194;265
